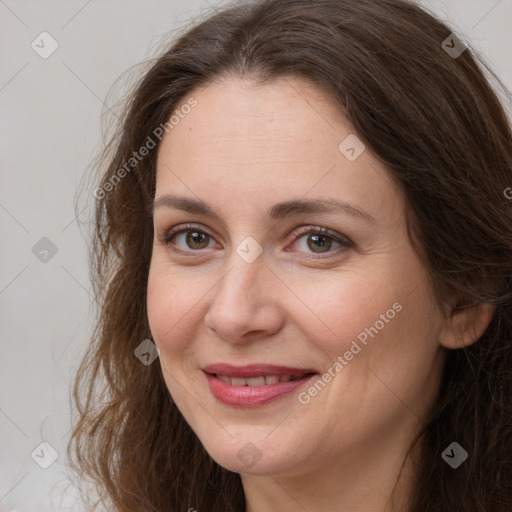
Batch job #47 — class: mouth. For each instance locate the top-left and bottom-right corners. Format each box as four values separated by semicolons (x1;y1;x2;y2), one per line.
202;363;318;407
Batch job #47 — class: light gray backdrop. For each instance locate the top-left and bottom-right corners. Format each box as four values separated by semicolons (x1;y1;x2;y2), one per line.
1;0;511;510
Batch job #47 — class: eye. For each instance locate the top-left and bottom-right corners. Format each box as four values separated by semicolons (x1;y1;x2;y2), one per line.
159;223;217;252
286;226;353;257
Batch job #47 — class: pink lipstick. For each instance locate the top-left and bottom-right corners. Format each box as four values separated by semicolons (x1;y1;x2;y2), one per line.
202;363;317;407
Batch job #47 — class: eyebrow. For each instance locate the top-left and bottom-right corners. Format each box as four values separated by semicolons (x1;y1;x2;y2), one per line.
151;194;376;223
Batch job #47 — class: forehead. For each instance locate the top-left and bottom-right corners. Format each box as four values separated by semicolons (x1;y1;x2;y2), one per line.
160;75;345;148
154;75;403;224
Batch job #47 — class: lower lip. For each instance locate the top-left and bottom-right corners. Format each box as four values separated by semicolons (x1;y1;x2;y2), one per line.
204;372;316;407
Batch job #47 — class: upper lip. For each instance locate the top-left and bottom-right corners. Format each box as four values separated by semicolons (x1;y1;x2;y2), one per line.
202;363;318;378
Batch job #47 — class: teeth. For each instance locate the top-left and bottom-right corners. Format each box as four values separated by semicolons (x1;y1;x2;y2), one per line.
246;376;266;387
265;375;280;385
217;374;231;384
214;374;306;386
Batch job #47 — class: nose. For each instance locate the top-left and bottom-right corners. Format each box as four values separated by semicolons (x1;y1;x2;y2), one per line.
203;251;284;344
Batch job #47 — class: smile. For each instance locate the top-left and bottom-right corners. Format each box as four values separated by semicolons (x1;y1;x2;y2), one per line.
202;364;318;407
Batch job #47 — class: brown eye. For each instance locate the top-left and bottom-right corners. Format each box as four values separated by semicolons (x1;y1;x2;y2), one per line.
161;225;216;252
289;226;353;257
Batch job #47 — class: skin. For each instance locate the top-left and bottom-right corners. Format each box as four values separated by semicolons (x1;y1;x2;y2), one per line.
146;75;495;512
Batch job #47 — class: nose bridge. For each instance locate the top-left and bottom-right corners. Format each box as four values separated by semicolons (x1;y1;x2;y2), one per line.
214;244;265;312
204;241;278;339
219;231;267;295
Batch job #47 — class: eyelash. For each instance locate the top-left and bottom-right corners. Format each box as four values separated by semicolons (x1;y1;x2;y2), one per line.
158;223;353;258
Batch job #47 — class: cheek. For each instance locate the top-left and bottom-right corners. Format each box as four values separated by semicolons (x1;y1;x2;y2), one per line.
146;264;201;355
290;271;442;442
288;265;401;359
294;258;440;384
146;268;204;408
323;271;442;420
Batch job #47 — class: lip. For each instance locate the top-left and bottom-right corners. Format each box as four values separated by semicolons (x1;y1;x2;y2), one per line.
202;363;318;407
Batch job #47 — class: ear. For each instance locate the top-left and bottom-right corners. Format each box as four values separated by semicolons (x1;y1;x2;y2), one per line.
439;301;497;349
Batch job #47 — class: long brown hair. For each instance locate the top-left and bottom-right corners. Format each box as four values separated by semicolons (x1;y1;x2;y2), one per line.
68;0;512;510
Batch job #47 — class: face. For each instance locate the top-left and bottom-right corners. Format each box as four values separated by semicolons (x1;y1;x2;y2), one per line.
147;75;447;477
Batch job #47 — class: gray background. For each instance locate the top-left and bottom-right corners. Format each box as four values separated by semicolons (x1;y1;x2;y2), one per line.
1;0;511;510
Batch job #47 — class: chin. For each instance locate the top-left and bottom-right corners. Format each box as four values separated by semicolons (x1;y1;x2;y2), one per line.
197;432;301;475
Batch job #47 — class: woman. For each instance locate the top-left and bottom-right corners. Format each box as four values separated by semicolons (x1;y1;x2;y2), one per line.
68;0;512;510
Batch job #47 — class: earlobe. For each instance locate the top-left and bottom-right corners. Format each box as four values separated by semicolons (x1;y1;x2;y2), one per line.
439;302;497;349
